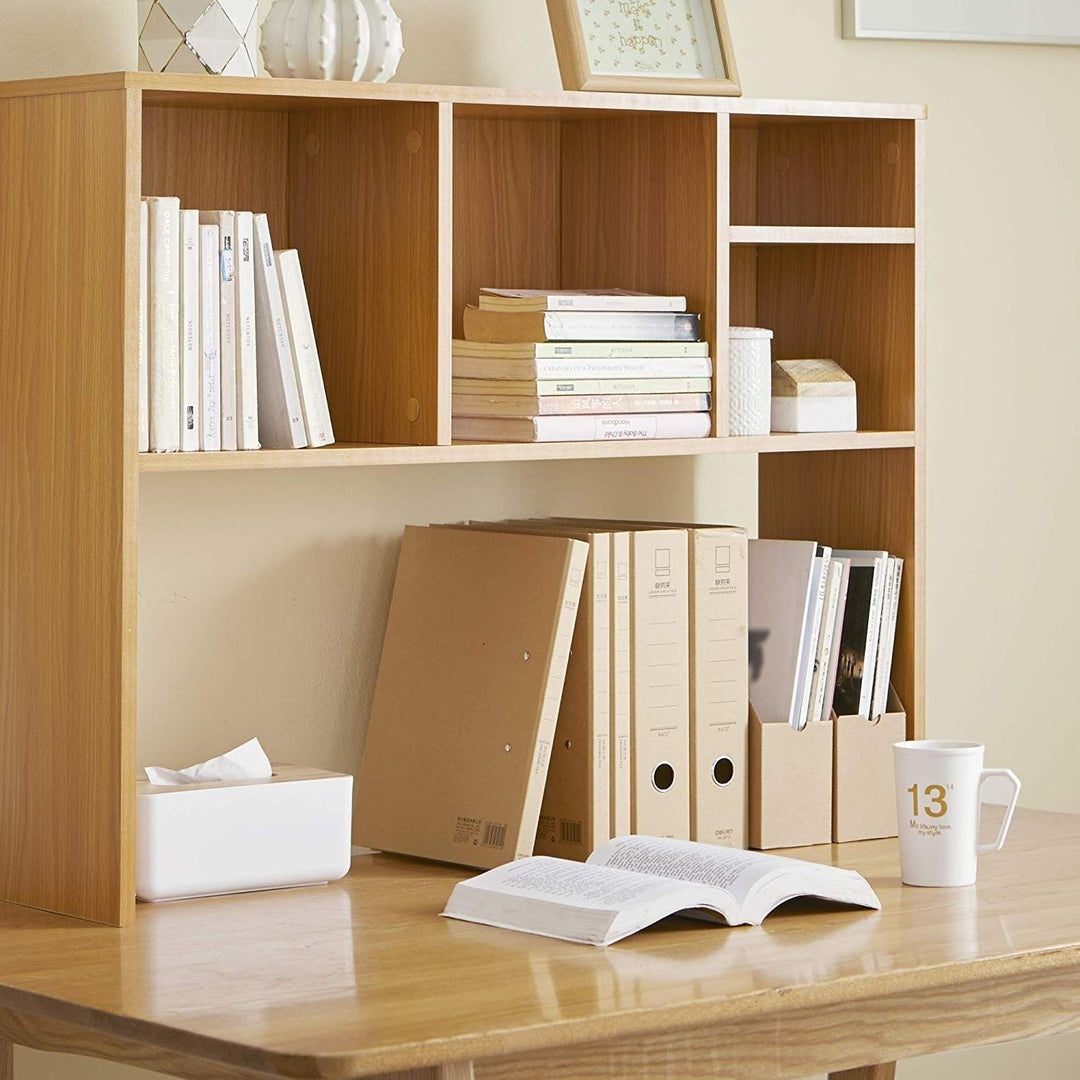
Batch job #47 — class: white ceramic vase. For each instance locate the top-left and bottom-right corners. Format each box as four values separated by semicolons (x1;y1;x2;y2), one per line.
728;326;774;436
260;0;404;82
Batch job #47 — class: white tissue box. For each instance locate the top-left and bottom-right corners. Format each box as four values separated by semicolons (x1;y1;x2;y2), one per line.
136;766;353;902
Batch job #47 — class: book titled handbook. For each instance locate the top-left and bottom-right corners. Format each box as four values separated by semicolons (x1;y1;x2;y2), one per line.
442;835;880;946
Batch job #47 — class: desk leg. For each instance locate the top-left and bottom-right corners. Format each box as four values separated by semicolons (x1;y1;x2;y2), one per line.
829;1065;896;1080
0;1038;11;1079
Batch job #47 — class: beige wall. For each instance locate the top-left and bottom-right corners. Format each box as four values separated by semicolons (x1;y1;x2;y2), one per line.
3;1;1078;1077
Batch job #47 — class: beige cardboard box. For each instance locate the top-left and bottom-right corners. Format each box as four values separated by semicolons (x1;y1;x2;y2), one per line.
833;687;907;843
748;707;833;849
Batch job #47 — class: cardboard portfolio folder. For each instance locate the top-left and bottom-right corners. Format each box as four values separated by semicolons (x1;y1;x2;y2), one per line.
833;687;907;843
465;520;612;859
354;526;588;869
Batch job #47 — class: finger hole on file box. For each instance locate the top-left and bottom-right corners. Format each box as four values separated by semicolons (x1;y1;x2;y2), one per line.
652;762;675;793
711;756;735;787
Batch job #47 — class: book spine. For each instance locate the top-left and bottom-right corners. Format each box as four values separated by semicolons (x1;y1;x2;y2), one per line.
872;559;904;718
252;214;307;449
146;197;181;452
857;558;887;718
207;212;238;452
628;531;690;840
540;312;701;342
179;210;201;452
234;212;260;450
531;357;713;380
453;341;711;359
481;294;687;313
795;551;830;728
514;541;590;861
611;532;631;837
533;413;712;443
138;200;149;453
591;535;612;849
453;393;711;417
821;561;851;721
809;561;843;727
275;250;334;447
199;225;221;452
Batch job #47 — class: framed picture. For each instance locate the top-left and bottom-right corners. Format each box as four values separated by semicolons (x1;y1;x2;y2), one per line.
843;0;1080;46
546;0;740;96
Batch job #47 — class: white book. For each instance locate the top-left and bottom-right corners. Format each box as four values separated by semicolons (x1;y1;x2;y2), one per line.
871;558;904;718
442;836;880;946
452;340;710;360
821;559;852;721
252;214;307;449
451;392;710;418
453;354;714;382
138;200;149;453
808;559;844;726
234;211;260;450
452;412;711;444
179;210;201;452
275;249;334;447
145;196;181;452
199;225;221;452
451;376;713;397
832;551;890;718
793;548;831;730
201;212;238;451
478;289;688;313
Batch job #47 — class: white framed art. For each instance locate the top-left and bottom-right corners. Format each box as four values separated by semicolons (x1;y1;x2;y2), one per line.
843;0;1080;46
546;0;741;96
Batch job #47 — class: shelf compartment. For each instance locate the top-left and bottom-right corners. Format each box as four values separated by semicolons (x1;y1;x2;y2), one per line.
731;117;915;228
731;226;915;245
142;96;449;447
453;105;723;436
137;431;915;472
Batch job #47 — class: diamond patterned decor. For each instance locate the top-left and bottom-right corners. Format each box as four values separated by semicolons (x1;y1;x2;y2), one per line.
138;0;259;76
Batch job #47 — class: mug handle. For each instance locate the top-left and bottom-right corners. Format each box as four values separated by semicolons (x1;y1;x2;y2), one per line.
976;769;1021;855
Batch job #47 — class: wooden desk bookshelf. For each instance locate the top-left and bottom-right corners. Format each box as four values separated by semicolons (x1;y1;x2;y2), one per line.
0;810;1074;1080
0;72;925;927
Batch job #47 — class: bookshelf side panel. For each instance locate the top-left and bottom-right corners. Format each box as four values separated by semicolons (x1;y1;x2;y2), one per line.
0;89;135;925
560;112;721;436
759;449;922;737
289;102;444;446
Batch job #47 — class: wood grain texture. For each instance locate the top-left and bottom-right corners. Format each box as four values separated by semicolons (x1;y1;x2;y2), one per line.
759;449;919;737
829;1065;896;1080
0;812;1071;1078
136;432;916;472
452;117;562;339
0;1038;9;1080
142;105;289;236
754;119;915;228
561;112;721;435
289;102;444;445
0;88;136;926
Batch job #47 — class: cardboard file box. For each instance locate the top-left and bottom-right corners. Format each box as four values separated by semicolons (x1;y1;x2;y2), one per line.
136;765;353;902
749;707;833;849
833;688;907;843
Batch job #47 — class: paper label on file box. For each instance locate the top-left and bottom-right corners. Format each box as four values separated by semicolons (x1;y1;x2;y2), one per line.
597;416;659;440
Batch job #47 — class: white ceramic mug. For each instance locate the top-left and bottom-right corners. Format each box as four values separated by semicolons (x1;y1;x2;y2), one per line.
893;740;1021;887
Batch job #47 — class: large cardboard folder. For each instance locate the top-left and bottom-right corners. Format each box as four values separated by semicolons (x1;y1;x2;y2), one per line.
465;521;612;859
354;526;588;868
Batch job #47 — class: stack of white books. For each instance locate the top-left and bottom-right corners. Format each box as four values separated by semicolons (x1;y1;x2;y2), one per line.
452;289;713;443
139;197;335;453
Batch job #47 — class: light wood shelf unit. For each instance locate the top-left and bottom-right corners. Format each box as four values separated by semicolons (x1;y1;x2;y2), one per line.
0;72;925;927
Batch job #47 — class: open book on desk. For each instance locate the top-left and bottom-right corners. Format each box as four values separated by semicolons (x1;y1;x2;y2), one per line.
442;836;880;947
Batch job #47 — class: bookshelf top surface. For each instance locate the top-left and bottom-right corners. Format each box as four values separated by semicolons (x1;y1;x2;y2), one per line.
0;809;1069;1076
0;71;928;120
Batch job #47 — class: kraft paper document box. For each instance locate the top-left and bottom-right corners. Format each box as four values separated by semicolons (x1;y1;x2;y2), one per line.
355;526;588;868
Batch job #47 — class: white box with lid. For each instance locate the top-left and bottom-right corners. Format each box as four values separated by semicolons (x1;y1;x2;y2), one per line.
728;327;773;436
136;765;353;902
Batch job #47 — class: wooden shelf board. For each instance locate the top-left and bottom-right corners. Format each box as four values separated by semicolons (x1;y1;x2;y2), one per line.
731;226;916;245
138;431;916;473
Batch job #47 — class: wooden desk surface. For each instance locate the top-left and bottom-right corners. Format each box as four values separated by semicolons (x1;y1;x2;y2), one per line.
0;809;1076;1080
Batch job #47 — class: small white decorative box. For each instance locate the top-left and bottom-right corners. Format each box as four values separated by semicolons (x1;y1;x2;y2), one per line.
136;766;353;902
771;358;858;433
729;327;773;436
